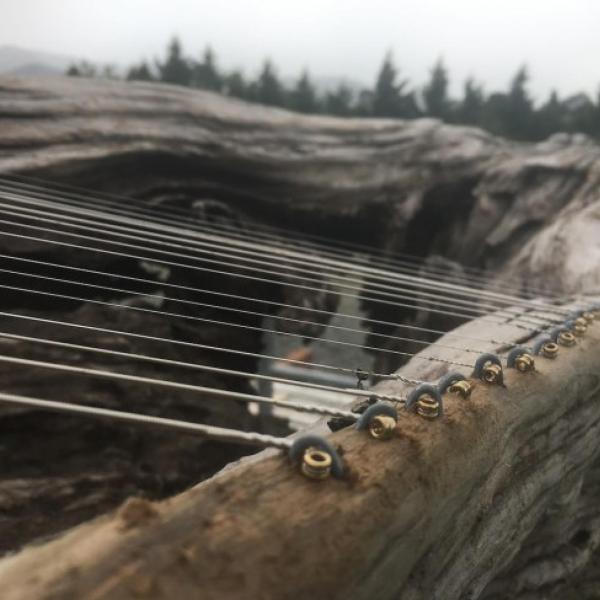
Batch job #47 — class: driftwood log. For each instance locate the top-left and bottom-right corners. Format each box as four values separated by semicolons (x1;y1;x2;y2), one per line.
1;76;600;597
2;75;600;368
0;311;599;600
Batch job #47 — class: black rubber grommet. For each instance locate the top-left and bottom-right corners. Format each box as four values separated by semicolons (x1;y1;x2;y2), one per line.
437;371;468;395
506;346;533;368
472;353;503;384
355;401;397;430
406;384;443;416
288;435;344;478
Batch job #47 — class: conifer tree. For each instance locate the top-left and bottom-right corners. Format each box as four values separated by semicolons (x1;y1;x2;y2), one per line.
456;78;485;125
126;61;154;81
256;60;285;107
536;90;564;139
65;61;97;78
192;47;221;91
224;70;248;100
504;66;534;139
291;70;319;113
325;83;354;116
156;37;191;86
372;52;418;118
423;59;450;119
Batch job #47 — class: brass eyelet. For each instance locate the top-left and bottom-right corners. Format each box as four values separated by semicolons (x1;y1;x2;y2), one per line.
301;447;332;480
482;362;502;384
557;331;576;347
416;394;440;420
541;342;559;358
514;353;535;372
448;379;473;398
368;415;397;440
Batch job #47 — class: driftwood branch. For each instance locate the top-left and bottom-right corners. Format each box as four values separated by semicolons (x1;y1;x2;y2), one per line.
1;313;599;599
1;76;600;597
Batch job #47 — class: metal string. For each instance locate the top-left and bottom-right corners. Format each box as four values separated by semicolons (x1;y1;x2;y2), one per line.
0;253;525;348
0;186;541;300
0;193;571;319
0;353;358;420
0;214;559;330
0;180;536;292
0;391;294;450
0;330;408;401
0;266;488;355
0;283;476;368
0;178;577;455
0;177;569;299
0;311;426;384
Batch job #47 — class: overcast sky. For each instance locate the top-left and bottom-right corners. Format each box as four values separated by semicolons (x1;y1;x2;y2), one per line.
2;0;599;101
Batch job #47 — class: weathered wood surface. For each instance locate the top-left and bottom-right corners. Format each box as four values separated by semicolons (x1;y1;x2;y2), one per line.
3;75;600;366
1;311;599;600
1;76;600;597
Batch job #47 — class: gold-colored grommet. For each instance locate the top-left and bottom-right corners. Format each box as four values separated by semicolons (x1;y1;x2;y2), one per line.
557;331;576;347
416;394;440;420
482;362;502;384
541;342;559;359
301;447;332;480
368;415;397;440
572;323;587;336
515;353;535;372
448;379;473;398
582;311;595;323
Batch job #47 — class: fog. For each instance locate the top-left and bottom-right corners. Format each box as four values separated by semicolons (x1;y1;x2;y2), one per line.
1;0;599;100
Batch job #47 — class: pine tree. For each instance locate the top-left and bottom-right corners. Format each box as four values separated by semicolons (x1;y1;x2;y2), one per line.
66;64;81;77
192;47;221;91
290;70;318;113
256;60;285;107
325;83;354;116
536;90;564;139
373;52;398;116
127;61;154;82
456;78;485;125
157;37;191;86
423;59;450;119
505;66;534;139
66;61;96;78
372;52;418;118
224;70;248;100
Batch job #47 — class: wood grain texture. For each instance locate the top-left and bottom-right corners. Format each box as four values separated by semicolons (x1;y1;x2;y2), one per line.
1;312;599;600
2;76;600;597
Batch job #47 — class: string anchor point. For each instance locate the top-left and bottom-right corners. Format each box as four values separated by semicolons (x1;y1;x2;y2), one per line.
473;354;504;385
533;336;559;359
301;447;332;480
406;384;443;420
507;347;536;373
368;415;397;440
515;354;535;372
557;330;576;346
289;435;344;481
438;372;473;399
569;317;588;336
355;402;398;441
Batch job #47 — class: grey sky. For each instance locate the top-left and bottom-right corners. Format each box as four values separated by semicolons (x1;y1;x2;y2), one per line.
1;0;599;101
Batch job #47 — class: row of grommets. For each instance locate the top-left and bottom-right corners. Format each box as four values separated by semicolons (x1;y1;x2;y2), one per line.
288;307;599;480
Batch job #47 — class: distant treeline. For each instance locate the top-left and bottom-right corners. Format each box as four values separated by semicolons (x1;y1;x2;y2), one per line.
66;37;600;142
